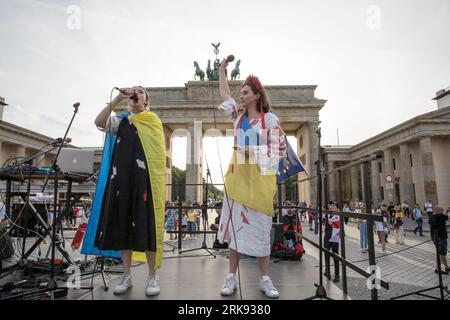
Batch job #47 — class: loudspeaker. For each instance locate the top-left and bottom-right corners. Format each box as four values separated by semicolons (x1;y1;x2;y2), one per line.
10;204;48;237
270;223;284;246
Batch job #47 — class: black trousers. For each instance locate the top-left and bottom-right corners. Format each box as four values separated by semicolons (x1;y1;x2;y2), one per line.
324;240;339;277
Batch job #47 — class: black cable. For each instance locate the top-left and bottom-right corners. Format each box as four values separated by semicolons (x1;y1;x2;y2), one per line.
209;75;243;299
88;87;116;300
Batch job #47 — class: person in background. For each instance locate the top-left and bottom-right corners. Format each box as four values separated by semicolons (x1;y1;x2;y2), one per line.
307;205;314;231
342;202;350;225
356;203;368;253
381;204;390;243
165;202;176;241
413;203;424;237
387;202;395;226
374;208;387;255
425;200;434;222
429;206;449;275
394;206;405;245
323;201;341;282
187;204;198;240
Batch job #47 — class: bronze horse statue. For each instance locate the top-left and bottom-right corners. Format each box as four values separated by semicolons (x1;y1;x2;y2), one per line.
206;60;213;80
194;61;205;81
231;59;241;80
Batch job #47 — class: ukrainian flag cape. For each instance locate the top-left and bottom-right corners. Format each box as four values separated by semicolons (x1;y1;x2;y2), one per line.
224;115;276;216
81;111;166;269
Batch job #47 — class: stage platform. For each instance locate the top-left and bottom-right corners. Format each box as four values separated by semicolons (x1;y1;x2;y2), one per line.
1;231;349;300
68;241;349;300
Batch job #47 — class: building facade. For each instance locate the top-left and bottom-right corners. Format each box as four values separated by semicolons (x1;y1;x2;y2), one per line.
323;88;450;210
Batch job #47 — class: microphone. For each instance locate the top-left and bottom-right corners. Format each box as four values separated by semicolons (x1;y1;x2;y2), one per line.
114;87;127;94
114;87;138;102
73;102;80;108
225;55;235;63
219;55;235;69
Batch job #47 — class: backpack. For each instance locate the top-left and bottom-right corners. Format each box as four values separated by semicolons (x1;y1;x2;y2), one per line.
0;225;14;260
271;215;305;261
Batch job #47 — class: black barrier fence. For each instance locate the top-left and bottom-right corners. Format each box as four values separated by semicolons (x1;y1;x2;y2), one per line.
162;159;390;300
1;163;390;300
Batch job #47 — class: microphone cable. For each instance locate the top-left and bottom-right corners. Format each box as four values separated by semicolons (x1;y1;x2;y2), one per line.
209;73;243;300
88;86;116;300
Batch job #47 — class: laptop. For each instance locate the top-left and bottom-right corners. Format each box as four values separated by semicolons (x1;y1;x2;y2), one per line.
58;148;94;175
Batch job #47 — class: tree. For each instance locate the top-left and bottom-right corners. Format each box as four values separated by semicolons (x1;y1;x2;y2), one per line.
284;173;299;202
171;166;186;201
171;166;224;201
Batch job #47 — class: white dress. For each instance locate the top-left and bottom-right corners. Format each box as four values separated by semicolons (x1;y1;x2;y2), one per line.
217;98;286;257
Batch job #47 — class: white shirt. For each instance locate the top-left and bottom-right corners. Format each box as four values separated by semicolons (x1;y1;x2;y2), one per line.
103;111;137;134
374;221;384;232
218;98;287;174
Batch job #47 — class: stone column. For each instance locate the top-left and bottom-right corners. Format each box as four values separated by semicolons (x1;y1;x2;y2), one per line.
327;160;337;202
360;163;367;204
0;139;5;166
420;137;438;205
307;122;319;208
383;148;397;203
399;143;414;204
371;156;381;206
350;165;360;201
281;183;286;202
164;126;173;201
185;121;203;204
16;145;26;158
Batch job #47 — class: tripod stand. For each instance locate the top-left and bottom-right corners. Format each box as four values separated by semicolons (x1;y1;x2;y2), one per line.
179;157;216;257
305;127;333;300
391;230;449;300
0;102;99;300
0;146;72;280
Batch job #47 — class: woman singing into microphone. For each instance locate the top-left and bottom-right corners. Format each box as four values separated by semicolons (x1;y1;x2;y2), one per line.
91;86;166;296
216;61;286;298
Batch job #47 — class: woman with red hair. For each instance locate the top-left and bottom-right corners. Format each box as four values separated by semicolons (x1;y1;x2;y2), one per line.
216;60;286;298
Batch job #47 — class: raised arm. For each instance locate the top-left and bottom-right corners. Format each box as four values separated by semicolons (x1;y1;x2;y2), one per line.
94;89;132;129
95;103;112;129
219;59;231;102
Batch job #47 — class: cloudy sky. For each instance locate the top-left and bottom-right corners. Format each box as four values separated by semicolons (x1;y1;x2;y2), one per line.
1;0;449;184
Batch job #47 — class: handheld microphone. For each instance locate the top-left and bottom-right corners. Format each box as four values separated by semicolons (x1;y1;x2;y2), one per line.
114;87;138;101
225;55;235;63
114;87;127;94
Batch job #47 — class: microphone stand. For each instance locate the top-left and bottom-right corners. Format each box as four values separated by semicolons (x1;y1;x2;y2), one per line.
41;102;79;193
0;102;83;300
179;156;216;257
305;127;333;300
0;143;62;281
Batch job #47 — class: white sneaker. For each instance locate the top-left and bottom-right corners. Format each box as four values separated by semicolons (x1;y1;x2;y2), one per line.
114;273;133;294
220;273;237;296
145;274;160;296
259;275;279;298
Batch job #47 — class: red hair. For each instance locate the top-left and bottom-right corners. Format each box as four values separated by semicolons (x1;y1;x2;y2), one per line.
242;75;271;141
